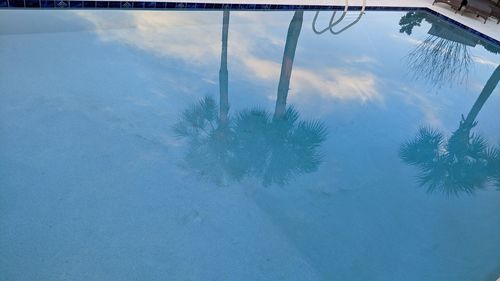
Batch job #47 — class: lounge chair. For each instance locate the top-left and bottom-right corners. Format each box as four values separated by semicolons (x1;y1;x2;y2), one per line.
433;0;466;11
488;0;499;23
462;0;500;23
491;5;500;23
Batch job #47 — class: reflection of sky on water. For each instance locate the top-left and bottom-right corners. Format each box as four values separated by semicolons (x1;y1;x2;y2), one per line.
0;9;499;281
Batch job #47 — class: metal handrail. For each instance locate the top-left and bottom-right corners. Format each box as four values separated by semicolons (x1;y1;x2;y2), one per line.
312;0;348;34
329;0;366;35
312;0;366;35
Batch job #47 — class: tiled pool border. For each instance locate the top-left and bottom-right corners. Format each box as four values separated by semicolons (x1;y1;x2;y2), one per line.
0;1;499;46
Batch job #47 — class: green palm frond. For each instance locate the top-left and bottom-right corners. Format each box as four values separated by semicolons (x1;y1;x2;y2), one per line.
293;120;328;147
401;125;498;196
418;154;484;196
234;108;271;132
172;95;234;185
172;96;219;139
231;108;271;181
488;145;500;189
400;126;443;167
232;105;328;186
174;98;328;187
283;106;300;123
199;96;218;123
469;134;488;156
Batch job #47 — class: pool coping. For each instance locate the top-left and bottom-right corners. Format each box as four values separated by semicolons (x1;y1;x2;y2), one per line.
1;1;499;46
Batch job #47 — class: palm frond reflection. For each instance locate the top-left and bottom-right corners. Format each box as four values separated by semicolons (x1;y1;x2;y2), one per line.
400;66;500;196
173;10;327;187
407;34;472;88
398;11;500;89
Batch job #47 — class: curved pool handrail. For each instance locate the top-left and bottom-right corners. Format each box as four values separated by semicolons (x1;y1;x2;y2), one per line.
312;0;349;34
329;0;366;35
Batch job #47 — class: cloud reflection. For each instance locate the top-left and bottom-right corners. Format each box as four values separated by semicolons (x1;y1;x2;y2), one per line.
75;11;381;105
75;11;221;64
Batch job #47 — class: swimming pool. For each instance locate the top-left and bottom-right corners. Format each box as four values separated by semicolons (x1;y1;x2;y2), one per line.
0;8;499;280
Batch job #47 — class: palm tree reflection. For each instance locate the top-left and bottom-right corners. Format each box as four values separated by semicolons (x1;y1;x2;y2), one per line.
406;33;472;88
172;10;233;185
173;11;327;187
233;106;327;186
400;12;474;88
233;11;327;186
398;11;499;88
400;66;500;195
172;96;235;186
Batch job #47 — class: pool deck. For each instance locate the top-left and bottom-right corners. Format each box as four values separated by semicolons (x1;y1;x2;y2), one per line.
370;0;499;41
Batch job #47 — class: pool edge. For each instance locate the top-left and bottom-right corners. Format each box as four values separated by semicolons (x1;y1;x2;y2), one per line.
0;2;499;46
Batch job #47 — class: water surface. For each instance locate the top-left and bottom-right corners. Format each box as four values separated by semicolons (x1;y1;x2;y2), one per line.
0;9;499;281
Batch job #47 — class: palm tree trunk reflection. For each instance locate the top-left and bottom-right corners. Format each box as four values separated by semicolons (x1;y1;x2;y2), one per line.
219;10;230;125
274;11;303;119
462;65;500;130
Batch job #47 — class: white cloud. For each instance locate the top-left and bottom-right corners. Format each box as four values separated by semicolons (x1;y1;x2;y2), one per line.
399;86;443;128
75;10;381;108
292;68;380;102
390;33;423;45
472;56;499;68
75;11;222;65
241;56;380;103
342;55;377;65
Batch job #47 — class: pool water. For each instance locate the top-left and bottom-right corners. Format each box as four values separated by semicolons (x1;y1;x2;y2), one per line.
0;9;499;281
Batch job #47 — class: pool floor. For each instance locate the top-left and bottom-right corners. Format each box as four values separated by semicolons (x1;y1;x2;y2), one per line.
0;9;499;281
